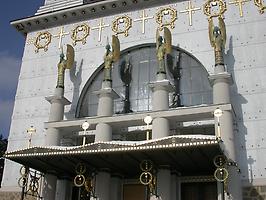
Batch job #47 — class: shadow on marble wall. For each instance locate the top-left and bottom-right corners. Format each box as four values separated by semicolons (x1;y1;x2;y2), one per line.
225;36;251;182
65;59;83;120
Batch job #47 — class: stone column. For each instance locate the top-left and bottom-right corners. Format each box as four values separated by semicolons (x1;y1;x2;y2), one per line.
42;173;58;200
110;174;122;200
42;87;71;200
95;170;111;200
171;171;181;200
45;87;71;145
209;65;242;200
149;73;174;139
94;81;119;142
55;178;72;200
157;167;171;200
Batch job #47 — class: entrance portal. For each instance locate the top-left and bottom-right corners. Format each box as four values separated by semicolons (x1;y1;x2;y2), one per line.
123;184;146;200
181;182;217;200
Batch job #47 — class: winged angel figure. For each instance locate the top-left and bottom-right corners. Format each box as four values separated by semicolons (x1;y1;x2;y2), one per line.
103;35;120;81
57;44;75;88
208;16;226;66
156;27;172;74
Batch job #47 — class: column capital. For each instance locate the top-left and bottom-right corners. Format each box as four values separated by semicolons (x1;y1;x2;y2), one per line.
93;88;120;99
45;95;71;105
149;79;175;92
209;72;234;86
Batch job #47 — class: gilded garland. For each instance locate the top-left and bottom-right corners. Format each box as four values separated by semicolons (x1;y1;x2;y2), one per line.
71;24;90;45
254;0;266;13
34;31;52;53
204;0;227;18
112;16;132;37
156;7;177;31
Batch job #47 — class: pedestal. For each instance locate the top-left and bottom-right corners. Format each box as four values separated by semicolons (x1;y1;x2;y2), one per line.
94;81;119;142
149;78;174;139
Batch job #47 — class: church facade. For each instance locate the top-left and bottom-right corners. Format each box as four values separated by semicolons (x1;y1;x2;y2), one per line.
1;0;266;199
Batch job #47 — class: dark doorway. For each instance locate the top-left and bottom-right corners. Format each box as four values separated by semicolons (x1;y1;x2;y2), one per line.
123;184;146;200
181;182;217;200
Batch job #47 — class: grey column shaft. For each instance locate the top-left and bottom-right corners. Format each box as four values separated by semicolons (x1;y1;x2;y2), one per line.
97;94;114;116
95;171;111;200
171;173;181;200
42;174;57;200
95;123;112;142
44;87;71;199
110;176;122;200
212;64;242;199
55;179;72;200
217;182;224;200
151;74;171;139
152;118;169;139
157;168;171;200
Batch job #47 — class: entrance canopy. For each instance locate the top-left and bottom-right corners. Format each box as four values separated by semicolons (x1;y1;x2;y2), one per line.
5;135;222;178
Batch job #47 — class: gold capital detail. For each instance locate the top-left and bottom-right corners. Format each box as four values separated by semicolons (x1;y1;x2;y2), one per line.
71;24;90;45
134;10;154;34
53;27;70;49
180;1;201;26
112;15;132;37
204;0;227;18
156;7;177;31
34;31;52;53
254;0;266;13
92;19;110;42
229;0;251;17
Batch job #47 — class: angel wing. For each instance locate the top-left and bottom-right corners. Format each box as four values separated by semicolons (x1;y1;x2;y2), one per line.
66;44;75;69
164;27;172;54
208;18;215;47
156;28;160;50
112;35;120;62
218;16;227;47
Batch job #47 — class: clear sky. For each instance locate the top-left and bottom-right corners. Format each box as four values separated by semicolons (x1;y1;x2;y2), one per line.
0;1;44;138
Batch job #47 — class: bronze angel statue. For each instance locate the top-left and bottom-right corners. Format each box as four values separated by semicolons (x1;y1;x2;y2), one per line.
156;27;172;74
57;44;75;88
208;16;226;66
103;35;120;81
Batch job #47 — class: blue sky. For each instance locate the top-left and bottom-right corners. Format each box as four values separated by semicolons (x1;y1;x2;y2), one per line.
0;1;44;138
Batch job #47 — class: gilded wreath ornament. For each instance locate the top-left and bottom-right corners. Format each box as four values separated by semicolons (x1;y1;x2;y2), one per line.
156;7;177;31
34;31;52;53
254;0;266;13
112;15;132;37
71;24;90;45
204;0;227;18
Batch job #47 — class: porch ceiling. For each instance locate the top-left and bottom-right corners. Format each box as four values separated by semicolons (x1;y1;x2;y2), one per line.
5;135;222;178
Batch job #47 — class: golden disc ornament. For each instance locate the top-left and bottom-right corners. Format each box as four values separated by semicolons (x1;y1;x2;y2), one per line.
204;0;227;18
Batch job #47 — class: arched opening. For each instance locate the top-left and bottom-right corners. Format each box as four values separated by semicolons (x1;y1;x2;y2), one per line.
76;43;212;118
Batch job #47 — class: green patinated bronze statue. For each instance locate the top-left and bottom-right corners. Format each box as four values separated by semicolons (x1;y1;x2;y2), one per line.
156;27;172;74
56;44;74;88
103;35;120;81
208;16;226;66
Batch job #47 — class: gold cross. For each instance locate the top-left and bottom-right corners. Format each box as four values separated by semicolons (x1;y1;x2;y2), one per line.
53;27;70;49
134;10;154;34
92;18;110;42
229;0;251;17
180;1;201;26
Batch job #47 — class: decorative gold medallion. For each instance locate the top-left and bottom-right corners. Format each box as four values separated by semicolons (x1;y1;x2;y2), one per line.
34;31;52;53
71;24;90;45
156;7;177;31
203;0;227;18
112;15;132;37
254;0;266;13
